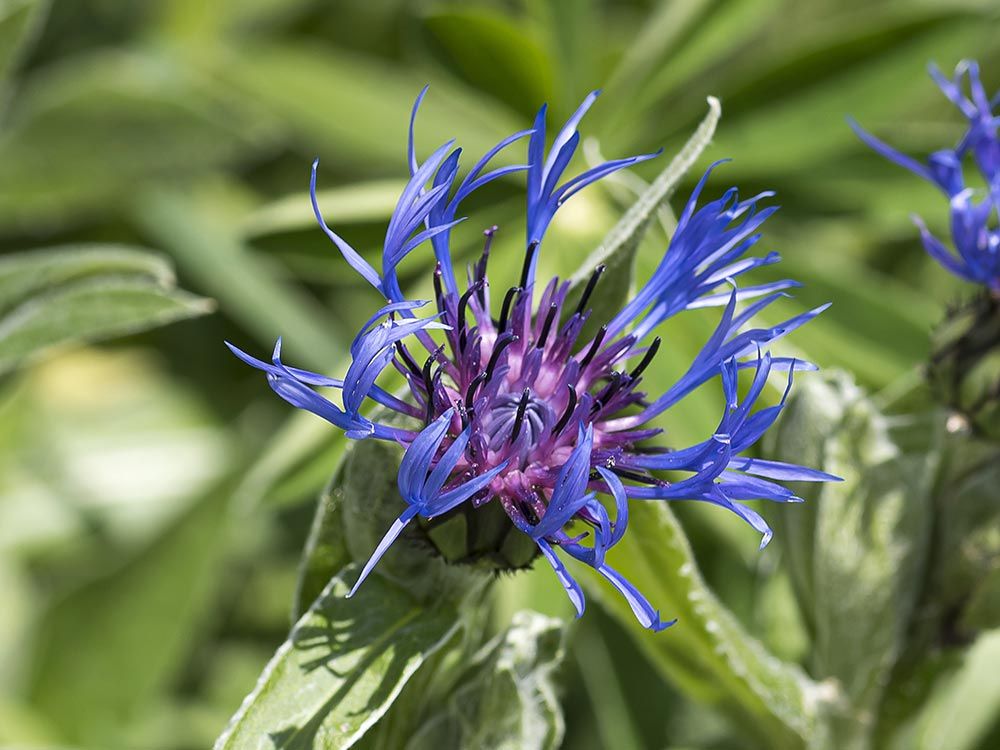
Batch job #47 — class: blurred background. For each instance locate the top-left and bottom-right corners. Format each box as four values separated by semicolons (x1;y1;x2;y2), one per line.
1;1;998;748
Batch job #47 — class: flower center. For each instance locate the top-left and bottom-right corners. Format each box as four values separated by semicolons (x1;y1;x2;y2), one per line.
483;389;552;450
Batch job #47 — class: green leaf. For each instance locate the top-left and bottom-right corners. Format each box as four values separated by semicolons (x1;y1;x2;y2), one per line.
0;244;212;373
218;41;523;169
612;0;780;133
926;442;1000;634
0;0;48;87
135;186;344;371
292;460;351;622
712;17;994;178
763;232;940;387
766;373;856;629
404;611;566;750
421;7;554;116
600;0;713;121
0;49;276;227
582;501;829;750
242;180;408;239
293;437;487;619
214;568;462;750
237;409;350;515
867;439;1000;749
524;0;599;113
769;372;939;749
889;628;1000;750
564;96;721;331
26;484;233;745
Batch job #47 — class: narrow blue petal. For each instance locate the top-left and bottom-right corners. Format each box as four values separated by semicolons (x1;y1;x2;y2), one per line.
705;486;773;549
728;457;842;482
398;410;453;501
542;89;600;182
311;159;383;291
595;466;629;548
408;85;430;176
423;427;470;500
718;472;801;502
454;127;534;208
539;130;581;203
226;341;275;374
347;505;420;598
454;163;530;206
687;280;800;310
430;462;508;517
847;119;936;186
594;563;675;632
913;215;977;282
537;539;586;618
553;151;661;206
531;423;595;538
526;104;548;206
352;300;429;356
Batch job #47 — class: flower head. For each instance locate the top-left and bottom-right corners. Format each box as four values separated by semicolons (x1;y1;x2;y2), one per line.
231;89;837;631
851;60;1000;293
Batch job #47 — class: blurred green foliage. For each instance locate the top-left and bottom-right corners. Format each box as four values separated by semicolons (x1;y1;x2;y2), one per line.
0;1;998;749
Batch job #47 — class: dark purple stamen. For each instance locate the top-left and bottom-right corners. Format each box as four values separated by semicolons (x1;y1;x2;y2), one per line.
484;332;517;383
536;303;558;349
421;348;445;421
465;371;487;406
519;241;539;289
456;280;485;352
592;373;626;415
457;281;483;330
433;263;445;309
578;325;607;369
609;466;664;486
575;263;606;315
498;286;521;332
395;340;423;378
628;336;661;379
510;388;531;443
475;226;497;304
552;385;578;436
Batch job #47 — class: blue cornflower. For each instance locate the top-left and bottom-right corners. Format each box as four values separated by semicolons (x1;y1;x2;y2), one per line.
230;89;837;631
851;60;1000;293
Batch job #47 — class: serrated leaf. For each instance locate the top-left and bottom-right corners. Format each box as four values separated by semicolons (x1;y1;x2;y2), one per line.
0;245;212;373
214;568;462;750
581;501;828;750
404;611;566;750
769;372;939;749
564;96;721;330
